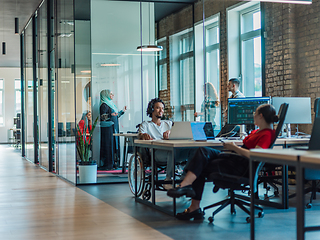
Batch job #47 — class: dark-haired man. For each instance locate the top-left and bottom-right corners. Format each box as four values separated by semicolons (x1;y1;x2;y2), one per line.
138;98;174;185
228;78;245;98
138;98;172;141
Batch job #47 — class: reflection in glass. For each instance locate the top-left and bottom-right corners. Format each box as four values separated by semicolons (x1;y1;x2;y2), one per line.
38;0;49;170
24;20;34;162
90;0;156;183
57;0;75;183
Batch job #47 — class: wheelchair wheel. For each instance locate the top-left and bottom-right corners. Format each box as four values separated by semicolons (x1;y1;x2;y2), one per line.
128;153;145;197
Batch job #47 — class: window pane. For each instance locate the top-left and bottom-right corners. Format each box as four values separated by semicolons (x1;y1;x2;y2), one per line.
242;36;262;97
0;79;3;89
242;10;260;34
0;117;3;124
15;79;21;89
0;91;2;115
16;91;21;113
159;64;167;90
206;26;219;46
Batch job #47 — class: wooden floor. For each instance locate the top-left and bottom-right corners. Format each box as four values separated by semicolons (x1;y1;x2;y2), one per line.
2;144;320;240
0;145;171;240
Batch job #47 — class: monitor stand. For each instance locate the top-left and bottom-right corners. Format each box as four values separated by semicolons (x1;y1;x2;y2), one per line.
286;123;291;138
240;125;248;139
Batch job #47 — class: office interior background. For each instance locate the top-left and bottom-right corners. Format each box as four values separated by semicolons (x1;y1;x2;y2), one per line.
0;0;319;185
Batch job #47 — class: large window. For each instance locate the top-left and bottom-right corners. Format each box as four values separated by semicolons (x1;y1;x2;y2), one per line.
228;3;262;97
0;79;4;126
158;38;167;91
170;28;194;121
240;5;262;97
179;32;194;110
15;79;21;114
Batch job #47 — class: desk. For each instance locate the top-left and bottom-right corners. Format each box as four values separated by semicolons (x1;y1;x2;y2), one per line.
114;133;138;173
249;149;320;240
133;139;240;216
236;138;309;210
133;138;309;216
298;152;320;239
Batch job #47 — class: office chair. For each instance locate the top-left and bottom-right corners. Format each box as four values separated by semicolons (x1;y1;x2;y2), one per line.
203;103;288;223
289;98;320;208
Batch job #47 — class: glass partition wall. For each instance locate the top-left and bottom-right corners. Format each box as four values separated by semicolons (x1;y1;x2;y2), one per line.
24;19;35;163
21;0;197;185
89;0;157;183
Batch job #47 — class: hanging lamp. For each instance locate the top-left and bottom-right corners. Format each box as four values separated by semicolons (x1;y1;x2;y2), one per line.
137;2;163;52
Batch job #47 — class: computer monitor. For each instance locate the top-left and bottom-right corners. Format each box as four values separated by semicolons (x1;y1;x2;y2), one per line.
272;97;312;124
228;97;271;125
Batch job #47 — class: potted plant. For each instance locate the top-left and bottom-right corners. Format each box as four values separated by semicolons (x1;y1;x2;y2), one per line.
76;116;99;183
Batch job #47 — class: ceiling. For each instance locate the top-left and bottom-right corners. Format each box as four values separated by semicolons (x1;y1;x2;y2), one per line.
0;0;197;68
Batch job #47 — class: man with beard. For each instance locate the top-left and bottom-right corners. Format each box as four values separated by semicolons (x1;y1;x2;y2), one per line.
138;98;188;187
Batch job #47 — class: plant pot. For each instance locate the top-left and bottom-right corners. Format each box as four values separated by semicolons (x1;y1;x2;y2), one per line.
79;163;97;184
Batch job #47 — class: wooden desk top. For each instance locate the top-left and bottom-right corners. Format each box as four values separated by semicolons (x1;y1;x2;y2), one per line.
250;148;307;161
113;133;138;137
134;139;243;148
299;151;320;166
284;137;310;145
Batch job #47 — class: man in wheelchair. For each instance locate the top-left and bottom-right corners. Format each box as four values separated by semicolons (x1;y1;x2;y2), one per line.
138;98;192;188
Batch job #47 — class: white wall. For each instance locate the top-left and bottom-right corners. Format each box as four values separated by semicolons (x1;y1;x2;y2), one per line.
0;67;20;143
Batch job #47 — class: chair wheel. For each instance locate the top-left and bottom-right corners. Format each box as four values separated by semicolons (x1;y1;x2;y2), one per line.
142;190;151;200
208;216;214;223
274;191;279;197
258;211;264;218
306;203;312;209
246;217;251;223
231;210;236;215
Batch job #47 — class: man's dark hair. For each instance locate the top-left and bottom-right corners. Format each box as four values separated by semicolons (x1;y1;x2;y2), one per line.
146;98;165;118
229;78;241;87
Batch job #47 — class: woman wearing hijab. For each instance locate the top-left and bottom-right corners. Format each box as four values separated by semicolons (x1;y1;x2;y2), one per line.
99;90;127;170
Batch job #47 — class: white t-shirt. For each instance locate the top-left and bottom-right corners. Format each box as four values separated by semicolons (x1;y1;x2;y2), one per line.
138;120;173;140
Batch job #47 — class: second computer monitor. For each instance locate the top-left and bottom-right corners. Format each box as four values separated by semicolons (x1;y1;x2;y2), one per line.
228;97;271;125
272;97;312;124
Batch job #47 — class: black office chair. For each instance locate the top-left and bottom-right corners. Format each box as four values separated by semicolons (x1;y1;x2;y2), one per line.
203;103;289;223
289;98;320;208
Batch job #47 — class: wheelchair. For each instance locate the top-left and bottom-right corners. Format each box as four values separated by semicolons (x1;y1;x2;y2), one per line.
128;147;185;200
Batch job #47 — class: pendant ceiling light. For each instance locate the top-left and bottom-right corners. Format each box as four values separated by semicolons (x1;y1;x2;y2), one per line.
137;2;163;52
2;1;5;55
15;18;19;35
15;0;19;34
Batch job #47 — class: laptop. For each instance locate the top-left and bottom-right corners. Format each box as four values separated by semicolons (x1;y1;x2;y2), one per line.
294;117;320;151
169;122;193;140
169;122;215;141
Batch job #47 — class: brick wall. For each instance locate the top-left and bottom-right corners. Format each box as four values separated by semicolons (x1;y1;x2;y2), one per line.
157;0;320;134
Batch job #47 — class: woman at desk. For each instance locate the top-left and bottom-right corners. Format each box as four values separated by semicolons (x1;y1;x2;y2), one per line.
100;89;127;170
167;104;278;220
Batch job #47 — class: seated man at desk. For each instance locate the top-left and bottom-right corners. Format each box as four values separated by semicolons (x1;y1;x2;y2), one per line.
138;98;191;186
167;104;278;220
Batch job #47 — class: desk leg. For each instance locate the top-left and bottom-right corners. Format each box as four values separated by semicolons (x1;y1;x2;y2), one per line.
122;137;128;173
250;158;255;240
282;165;289;209
151;148;155;205
134;146;137;199
296;158;305;240
172;149;176;216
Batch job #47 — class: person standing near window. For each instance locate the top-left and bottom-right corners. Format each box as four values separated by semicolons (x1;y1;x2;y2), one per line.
99;89;127;170
194;82;220;127
228;78;245;98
